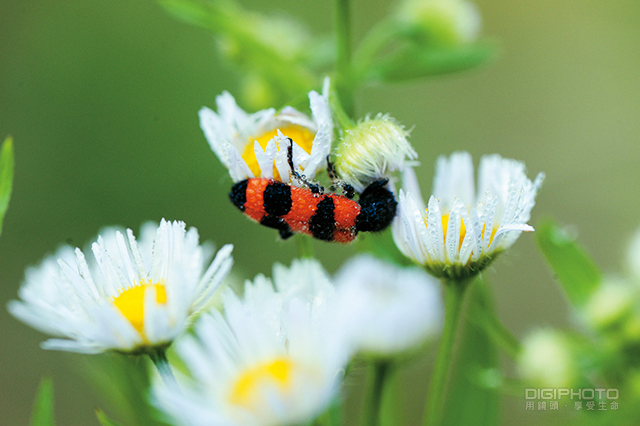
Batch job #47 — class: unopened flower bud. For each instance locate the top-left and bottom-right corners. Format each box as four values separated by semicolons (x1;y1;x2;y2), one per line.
583;278;636;330
397;0;481;47
518;329;576;388
334;114;417;192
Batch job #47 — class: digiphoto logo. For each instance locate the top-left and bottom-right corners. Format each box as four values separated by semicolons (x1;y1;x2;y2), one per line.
524;388;620;412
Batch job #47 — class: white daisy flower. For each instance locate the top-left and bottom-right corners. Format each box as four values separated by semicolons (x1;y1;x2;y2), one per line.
333;114;418;192
8;219;233;354
333;255;442;356
152;259;348;426
199;78;333;185
392;152;544;280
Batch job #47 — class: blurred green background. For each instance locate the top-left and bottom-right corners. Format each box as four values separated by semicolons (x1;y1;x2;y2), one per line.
1;0;639;424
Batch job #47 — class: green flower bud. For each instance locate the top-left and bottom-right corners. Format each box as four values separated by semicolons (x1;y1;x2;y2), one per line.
334;114;417;192
583;278;636;330
396;0;481;47
518;329;576;388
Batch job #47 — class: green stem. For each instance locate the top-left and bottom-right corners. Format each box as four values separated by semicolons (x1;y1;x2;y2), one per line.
360;359;391;426
333;0;355;118
295;234;315;258
480;306;521;359
329;85;356;131
352;19;397;83
470;279;521;358
424;280;468;426
148;348;180;393
312;397;343;426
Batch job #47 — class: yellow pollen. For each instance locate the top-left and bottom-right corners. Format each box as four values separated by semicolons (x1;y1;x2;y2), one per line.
112;280;167;336
242;125;315;179
229;358;294;409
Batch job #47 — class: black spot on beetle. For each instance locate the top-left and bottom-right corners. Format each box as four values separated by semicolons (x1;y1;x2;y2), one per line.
229;180;249;211
260;215;293;239
356;179;397;233
263;182;292;216
309;196;335;241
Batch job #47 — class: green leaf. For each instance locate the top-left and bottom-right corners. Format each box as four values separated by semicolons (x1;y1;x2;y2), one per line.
96;409;126;426
536;220;601;307
313;396;342;426
30;377;55;426
441;280;500;426
369;41;497;83
468;279;521;359
0;136;15;236
158;0;316;103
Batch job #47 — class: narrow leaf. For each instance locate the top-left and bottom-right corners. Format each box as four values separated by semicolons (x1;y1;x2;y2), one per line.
30;377;55;426
158;0;221;30
313;396;342;426
0;136;15;236
371;41;497;82
441;280;500;426
96;409;126;426
536;220;601;307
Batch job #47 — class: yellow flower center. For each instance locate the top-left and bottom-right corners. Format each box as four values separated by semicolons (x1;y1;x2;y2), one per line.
112;280;167;336
440;213;498;251
242;125;315;179
229;358;294;409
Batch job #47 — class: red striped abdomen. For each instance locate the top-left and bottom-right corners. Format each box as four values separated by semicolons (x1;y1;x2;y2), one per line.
230;178;360;243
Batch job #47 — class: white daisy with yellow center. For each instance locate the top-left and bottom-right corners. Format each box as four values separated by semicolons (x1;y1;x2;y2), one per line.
152;259;349;426
392;152;544;280
199;78;333;185
8;220;233;354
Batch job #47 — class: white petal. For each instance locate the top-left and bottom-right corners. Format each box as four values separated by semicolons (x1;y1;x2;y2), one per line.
446;199;465;262
303;124;331;180
458;204;478;264
224;143;254;182
402;166;427;212
41;339;106;354
427;196;445;263
433;152;474;207
192;244;234;313
198;107;232;169
254;139;276;179
467;207;484;262
309;83;332;131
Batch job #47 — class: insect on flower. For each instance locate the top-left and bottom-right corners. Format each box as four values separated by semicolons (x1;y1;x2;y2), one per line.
229;140;397;243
